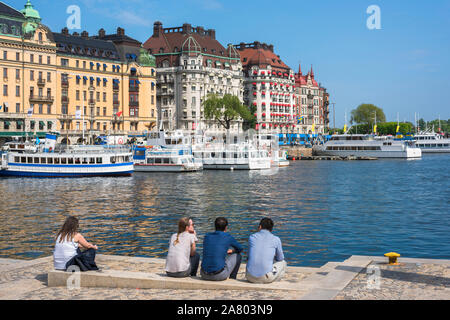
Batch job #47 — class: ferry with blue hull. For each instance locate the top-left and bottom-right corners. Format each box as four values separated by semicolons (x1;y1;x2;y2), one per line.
0;135;134;178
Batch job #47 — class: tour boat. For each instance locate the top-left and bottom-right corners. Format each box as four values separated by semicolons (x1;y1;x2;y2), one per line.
192;141;272;170
132;145;202;172
313;134;422;159
278;150;290;167
0;135;134;177
413;131;450;153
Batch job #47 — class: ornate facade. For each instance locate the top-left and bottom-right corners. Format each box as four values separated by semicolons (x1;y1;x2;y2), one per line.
0;1;157;144
294;64;330;134
143;22;243;132
234;42;296;134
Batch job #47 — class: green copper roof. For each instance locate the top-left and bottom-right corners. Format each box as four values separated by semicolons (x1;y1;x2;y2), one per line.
21;0;41;21
138;48;156;67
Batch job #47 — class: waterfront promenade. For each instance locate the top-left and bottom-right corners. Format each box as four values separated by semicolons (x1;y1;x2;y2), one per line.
0;254;448;300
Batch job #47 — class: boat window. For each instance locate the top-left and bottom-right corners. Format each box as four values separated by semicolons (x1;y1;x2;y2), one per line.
34;157;39;164
125;156;130;162
68;158;74;164
234;153;238;159
96;157;102;164
223;152;227;159
54;158;60;164
163;158;170;164
14;156;19;162
211;152;215;158
244;152;248;158
155;158;162;164
110;157;116;164
48;158;53;164
21;157;26;163
82;158;88;164
75;158;81;164
41;158;47;164
61;158;67;164
89;158;95;164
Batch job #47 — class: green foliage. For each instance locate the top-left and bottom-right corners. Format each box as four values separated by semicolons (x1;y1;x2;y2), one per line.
417;118;450;133
350;104;386;126
347;122;414;135
328;128;344;134
203;93;254;130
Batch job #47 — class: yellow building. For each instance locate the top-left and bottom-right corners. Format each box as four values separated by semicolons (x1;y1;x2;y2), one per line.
0;1;157;144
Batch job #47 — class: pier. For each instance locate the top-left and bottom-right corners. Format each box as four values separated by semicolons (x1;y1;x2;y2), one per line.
0;255;448;300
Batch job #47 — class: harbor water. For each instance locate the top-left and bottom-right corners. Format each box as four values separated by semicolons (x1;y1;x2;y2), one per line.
0;154;449;267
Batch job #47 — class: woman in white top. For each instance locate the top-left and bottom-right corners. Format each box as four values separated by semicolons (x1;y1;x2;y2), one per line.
53;216;98;270
165;217;199;277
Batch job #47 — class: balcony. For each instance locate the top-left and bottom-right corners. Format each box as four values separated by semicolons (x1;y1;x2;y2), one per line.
0;112;26;119
58;114;74;121
129;101;139;107
88;99;96;105
129;85;140;92
113;100;120;107
113;85;119;91
61;80;69;88
61;96;69;103
37;78;46;86
29;95;54;103
111;115;123;123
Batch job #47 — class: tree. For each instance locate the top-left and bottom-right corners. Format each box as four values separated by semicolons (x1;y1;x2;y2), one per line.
350;104;386;127
203;93;254;130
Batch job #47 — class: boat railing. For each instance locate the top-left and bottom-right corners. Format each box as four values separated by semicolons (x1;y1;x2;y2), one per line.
14;145;133;155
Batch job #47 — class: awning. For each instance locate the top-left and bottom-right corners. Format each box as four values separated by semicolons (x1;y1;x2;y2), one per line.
76;75;81;80
103;64;107;69
96;77;101;82
4;121;10;126
39;121;45;126
103;78;108;82
113;79;120;84
215;61;221;66
224;62;230;67
90;62;94;66
30;120;35;124
90;77;94;81
83;76;88;80
16;120;23;125
47;121;52;126
136;80;141;84
97;63;101;67
131;67;137;72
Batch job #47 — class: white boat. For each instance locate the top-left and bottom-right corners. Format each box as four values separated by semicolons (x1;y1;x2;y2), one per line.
192;141;272;170
413;131;450;153
0;145;134;177
313;134;422;159
278;150;290;167
133;145;202;172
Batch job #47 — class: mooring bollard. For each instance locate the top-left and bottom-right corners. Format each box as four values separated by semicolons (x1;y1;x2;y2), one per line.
384;252;401;265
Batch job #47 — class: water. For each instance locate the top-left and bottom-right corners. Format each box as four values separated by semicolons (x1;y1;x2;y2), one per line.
0;154;449;267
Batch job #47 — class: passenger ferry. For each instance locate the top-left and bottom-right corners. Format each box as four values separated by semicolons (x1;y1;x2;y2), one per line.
133;145;202;172
132;131;202;172
413;131;450;153
0;135;134;177
313;134;422;159
192;142;272;170
256;134;289;167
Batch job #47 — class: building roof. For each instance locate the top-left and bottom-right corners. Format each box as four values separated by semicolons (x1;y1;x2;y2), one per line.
295;64;319;87
53;29;120;61
91;27;142;46
20;0;40;20
234;41;291;73
143;22;234;60
0;1;25;19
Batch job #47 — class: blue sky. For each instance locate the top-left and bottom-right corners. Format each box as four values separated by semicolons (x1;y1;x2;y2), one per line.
8;0;450;126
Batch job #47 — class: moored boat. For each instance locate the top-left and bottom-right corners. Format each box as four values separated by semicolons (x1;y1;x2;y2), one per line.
313;134;422;159
0;136;133;177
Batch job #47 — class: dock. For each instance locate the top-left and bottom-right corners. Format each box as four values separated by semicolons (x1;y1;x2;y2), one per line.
0;254;448;300
292;156;378;161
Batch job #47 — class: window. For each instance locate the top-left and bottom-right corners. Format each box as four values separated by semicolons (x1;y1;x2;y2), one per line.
39;55;42;64
47;72;51;82
30;54;34;63
61;58;69;66
3;51;8;60
16;103;20;113
47;56;51;65
30;70;34;81
15;85;20;97
16;69;20;80
3;67;7;78
3;84;7;96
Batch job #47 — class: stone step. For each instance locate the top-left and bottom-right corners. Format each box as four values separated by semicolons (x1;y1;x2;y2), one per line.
48;269;310;292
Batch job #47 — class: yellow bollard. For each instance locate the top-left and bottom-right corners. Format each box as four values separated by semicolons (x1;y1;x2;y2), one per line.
384;252;401;265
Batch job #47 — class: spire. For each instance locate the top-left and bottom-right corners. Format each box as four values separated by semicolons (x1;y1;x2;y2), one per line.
310;65;314;78
298;63;302;76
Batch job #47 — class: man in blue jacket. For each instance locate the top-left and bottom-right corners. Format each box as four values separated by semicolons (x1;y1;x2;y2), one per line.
200;217;243;281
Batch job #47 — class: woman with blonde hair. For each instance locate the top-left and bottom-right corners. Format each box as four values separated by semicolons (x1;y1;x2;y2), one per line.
53;216;98;271
165;217;200;277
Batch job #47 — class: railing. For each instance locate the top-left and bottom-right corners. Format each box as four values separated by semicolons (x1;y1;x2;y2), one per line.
29;95;54;103
37;78;46;86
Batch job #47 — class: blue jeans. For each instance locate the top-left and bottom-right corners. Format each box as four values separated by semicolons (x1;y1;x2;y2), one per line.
200;253;242;281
